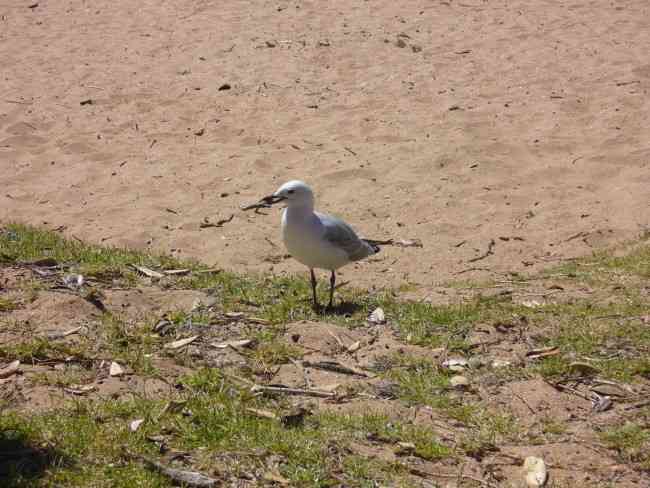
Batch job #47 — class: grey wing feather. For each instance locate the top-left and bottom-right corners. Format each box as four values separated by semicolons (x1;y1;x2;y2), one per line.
318;212;378;261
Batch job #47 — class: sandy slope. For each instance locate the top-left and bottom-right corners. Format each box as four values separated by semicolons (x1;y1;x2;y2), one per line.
1;0;649;294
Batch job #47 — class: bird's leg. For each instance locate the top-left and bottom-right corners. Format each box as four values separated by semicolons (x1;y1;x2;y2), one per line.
310;269;320;311
328;270;336;309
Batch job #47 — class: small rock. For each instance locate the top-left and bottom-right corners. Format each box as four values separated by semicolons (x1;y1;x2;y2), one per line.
468;357;485;369
130;419;145;432
523;456;548;487
442;357;468;372
165;335;199;350
593;395;613;412
218;83;231;91
395;38;407;48
449;375;470;388
368;307;386;325
63;274;84;288
492;359;512;368
109;361;125;377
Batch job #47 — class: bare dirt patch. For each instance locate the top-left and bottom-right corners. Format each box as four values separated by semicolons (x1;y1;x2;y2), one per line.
1;1;649;295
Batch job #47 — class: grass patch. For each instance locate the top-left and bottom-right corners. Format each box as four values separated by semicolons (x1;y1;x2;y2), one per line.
0;338;92;365
2;223;650;485
601;420;650;469
0;296;19;312
0;223;189;283
1;223;510;352
0;369;452;487
99;313;158;375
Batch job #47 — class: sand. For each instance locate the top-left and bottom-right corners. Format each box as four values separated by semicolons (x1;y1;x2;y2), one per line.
2;0;649;294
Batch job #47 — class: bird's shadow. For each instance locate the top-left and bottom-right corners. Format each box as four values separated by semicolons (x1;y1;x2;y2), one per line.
318;301;361;316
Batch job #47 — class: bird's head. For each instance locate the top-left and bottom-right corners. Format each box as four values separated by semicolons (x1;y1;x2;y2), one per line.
258;180;314;209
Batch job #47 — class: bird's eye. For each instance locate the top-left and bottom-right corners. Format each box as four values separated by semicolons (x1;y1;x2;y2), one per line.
287;190;295;194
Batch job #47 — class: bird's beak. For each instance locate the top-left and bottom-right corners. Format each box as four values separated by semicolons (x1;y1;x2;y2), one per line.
260;194;286;206
240;193;286;212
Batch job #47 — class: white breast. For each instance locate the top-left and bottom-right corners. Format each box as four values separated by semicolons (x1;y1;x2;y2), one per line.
281;209;349;270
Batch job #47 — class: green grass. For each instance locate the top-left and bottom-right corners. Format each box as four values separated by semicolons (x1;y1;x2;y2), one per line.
2;222;650;485
601;420;650;469
0;369;451;487
0;297;19;312
0;338;93;366
0;224;187;282
0;223;513;351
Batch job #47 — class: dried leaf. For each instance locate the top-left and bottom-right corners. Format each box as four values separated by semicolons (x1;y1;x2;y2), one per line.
211;339;254;349
248;317;270;325
165;335;199;350
163;269;191;275
46;326;84;340
569;361;600;376
250;384;335;398
225;312;245;319
0;360;21;378
302;360;371;377
347;340;361;353
526;347;560;359
246;408;277;420
109;361;125;377
590;383;628;397
130;419;145;432
132;265;164;279
64;384;96;395
138;455;218;487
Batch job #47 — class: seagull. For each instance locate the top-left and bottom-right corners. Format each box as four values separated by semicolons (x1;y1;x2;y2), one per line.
251;180;381;310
